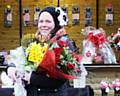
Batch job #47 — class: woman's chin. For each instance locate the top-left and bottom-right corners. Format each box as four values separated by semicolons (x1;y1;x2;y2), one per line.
40;31;49;36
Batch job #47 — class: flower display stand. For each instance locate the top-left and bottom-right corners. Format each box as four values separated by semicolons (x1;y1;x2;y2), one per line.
101;89;108;96
114;89;120;96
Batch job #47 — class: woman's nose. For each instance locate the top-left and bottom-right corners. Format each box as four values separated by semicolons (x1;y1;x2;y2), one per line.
38;22;46;28
41;21;47;26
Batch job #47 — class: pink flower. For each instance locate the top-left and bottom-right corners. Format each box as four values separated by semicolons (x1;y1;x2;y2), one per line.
53;48;63;64
76;68;81;73
86;51;91;57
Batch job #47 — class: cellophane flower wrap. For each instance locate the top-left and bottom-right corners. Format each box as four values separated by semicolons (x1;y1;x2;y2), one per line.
107;30;120;51
25;38;81;79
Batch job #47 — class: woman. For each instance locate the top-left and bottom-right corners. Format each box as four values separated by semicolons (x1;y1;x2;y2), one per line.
8;6;79;96
25;6;70;96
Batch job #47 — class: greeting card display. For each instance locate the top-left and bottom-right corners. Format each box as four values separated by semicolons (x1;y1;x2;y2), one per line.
105;3;113;25
33;6;40;26
4;5;12;27
72;5;80;25
84;7;92;26
23;8;30;27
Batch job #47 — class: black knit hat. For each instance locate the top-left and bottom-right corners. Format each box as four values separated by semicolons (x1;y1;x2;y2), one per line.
39;6;61;33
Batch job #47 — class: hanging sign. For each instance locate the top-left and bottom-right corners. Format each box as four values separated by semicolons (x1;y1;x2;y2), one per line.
33;6;40;26
23;8;30;27
84;7;92;26
105;3;113;25
4;5;12;27
72;5;80;25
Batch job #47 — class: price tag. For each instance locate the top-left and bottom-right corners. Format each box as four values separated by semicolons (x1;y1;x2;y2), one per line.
105;87;109;93
116;87;120;91
73;76;86;88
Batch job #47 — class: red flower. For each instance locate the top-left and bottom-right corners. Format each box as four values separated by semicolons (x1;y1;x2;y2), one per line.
57;40;68;47
56;56;61;64
67;63;75;70
53;48;63;64
76;68;81;73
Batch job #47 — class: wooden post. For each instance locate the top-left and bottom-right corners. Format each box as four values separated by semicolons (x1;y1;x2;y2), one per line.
57;0;60;7
96;0;99;29
19;0;22;45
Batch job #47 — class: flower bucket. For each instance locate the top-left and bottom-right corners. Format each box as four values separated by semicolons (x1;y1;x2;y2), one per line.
101;89;108;96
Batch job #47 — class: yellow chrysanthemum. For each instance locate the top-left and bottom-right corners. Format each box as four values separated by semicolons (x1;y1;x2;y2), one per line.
26;42;48;66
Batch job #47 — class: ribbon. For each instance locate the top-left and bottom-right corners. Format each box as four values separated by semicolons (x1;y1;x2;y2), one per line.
88;32;107;48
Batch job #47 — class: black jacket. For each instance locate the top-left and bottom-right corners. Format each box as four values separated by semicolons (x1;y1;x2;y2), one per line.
25;71;68;96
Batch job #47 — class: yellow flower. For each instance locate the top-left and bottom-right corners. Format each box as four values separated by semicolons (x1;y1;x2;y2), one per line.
26;42;48;67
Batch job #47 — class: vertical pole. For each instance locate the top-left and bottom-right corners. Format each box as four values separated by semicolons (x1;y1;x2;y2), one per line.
96;0;99;29
19;0;22;45
57;0;60;7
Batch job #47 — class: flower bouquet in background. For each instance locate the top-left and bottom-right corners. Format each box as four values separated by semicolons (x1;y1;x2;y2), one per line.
112;79;120;96
107;28;120;63
107;28;120;51
100;80;111;96
81;26;117;64
81;26;96;64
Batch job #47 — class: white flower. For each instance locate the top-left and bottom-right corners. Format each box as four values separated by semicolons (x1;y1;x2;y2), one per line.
56;7;68;27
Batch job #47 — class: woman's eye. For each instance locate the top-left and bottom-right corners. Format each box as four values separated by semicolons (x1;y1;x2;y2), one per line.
45;20;51;23
39;20;43;23
39;20;51;23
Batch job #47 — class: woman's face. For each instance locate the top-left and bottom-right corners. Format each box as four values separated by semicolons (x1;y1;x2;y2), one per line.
38;12;55;37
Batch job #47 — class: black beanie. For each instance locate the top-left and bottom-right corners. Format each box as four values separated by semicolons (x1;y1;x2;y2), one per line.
39;6;61;34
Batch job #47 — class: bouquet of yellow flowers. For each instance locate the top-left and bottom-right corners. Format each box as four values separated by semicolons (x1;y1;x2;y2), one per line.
25;41;48;72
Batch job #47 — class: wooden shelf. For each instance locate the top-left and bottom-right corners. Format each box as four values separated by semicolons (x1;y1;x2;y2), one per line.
0;64;120;69
0;65;7;69
84;64;120;71
84;64;120;68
